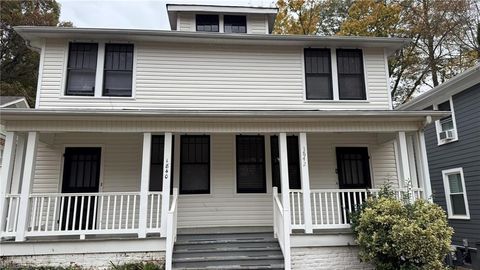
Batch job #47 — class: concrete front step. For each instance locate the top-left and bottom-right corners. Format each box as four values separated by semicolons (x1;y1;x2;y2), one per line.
172;230;284;269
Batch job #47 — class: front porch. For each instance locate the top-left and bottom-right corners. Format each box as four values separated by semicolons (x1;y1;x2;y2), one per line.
0;110;442;269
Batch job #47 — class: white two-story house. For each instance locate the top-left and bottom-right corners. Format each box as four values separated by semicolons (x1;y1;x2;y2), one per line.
0;4;447;270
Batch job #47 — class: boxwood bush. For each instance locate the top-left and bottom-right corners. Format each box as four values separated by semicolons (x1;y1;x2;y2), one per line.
350;186;453;270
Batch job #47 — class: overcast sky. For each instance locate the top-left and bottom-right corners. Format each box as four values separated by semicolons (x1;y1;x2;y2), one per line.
58;0;274;30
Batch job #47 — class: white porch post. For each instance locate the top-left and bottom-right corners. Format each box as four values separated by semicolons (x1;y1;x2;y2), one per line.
0;132;17;236
298;133;313;233
11;134;26;194
15;131;38;242
416;130;432;201
397;131;411;188
138;132;152;238
160;132;173;237
279;133;291;269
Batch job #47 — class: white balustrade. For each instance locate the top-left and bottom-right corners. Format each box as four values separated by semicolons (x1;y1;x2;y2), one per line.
290;188;424;229
0;191;163;238
165;188;179;270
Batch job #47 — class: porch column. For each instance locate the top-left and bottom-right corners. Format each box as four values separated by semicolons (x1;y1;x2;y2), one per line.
298;133;313;233
0;132;17;236
15;131;38;242
160;132;173;237
11;134;26;194
396;131;411;188
416;131;433;201
138;132;152;238
279;133;292;268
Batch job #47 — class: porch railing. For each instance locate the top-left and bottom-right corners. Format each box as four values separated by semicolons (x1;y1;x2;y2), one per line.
290;188;424;229
2;191;163;238
165;188;179;270
2;194;20;237
273;187;291;269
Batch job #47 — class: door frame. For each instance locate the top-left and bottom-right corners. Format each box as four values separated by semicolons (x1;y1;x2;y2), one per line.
332;144;375;189
58;144;105;193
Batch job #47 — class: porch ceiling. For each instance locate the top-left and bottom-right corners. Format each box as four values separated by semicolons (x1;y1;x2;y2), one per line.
1;109;448;133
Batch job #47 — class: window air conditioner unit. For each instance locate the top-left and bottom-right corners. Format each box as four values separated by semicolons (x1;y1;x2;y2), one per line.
439;129;455;140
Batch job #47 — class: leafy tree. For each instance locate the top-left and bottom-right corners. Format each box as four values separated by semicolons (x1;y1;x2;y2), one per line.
274;0;353;35
0;0;72;106
350;187;453;270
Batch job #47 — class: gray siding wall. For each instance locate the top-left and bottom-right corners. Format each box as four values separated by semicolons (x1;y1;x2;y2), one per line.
424;83;480;246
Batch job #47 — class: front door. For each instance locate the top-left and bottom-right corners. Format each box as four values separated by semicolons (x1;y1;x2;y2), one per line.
61;147;101;230
336;147;371;221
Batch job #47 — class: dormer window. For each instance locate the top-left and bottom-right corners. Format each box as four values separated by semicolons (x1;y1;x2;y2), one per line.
196;14;219;32
224;15;246;33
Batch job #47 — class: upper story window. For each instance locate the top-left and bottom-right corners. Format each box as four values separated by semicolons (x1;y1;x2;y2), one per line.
196;14;219;32
103;44;134;97
442;168;470;219
224;15;246;33
304;49;333;100
434;98;458;145
66;43;98;96
337;49;366;100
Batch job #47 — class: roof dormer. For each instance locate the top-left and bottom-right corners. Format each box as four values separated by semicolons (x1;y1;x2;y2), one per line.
166;4;278;34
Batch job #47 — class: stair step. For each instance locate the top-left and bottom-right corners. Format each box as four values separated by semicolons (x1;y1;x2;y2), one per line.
174;264;284;270
175;238;278;245
173;254;284;268
173;248;282;259
176;232;275;242
174;241;281;251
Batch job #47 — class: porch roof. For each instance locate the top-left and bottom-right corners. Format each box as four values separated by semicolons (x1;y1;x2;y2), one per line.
0;108;448;122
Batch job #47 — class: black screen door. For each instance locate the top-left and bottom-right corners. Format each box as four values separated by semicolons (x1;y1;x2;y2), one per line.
336;147;371;222
61;147;101;230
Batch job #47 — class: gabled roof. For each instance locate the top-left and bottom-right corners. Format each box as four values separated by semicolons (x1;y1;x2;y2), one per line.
397;64;480;110
0;96;29;108
166;4;278;32
14;26;410;55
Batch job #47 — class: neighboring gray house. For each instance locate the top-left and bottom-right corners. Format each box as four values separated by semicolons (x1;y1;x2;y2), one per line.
0;4;447;270
398;65;480;254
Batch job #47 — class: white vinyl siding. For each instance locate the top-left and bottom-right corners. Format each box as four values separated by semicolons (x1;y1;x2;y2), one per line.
247;14;268;34
30;132;397;228
36;40;391;110
178;12;195;31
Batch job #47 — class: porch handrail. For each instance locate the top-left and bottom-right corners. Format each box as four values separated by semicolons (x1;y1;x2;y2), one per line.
165;188;179;270
273;187;291;270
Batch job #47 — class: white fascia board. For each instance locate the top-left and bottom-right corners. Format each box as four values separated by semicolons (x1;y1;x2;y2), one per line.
166;4;278;14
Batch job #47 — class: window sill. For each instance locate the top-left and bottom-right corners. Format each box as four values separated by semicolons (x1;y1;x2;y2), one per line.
448;215;470;220
59;96;135;100
437;137;458;146
303;99;370;104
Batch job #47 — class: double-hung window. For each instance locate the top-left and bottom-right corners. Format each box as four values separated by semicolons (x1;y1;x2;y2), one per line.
236;135;266;193
304;49;333;100
337;49;366;100
66;43;98;96
270;135;301;193
180;135;210;194
435;99;458;144
224;15;246;33
442;168;470;219
196;14;219;32
103;44;134;97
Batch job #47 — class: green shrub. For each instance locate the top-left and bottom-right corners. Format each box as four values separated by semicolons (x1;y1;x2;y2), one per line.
109;262;164;270
350;186;453;270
